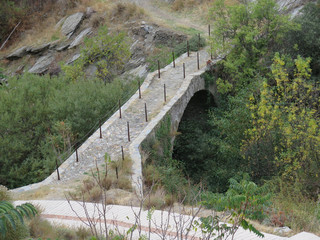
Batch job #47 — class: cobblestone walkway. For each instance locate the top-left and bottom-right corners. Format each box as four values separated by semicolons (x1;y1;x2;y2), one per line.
13;49;210;194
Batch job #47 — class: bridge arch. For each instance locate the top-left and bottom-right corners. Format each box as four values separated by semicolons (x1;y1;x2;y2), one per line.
168;75;217;141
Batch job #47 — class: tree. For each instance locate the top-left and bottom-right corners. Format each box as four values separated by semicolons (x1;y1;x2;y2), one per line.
281;0;320;76
62;26;130;83
243;53;320;197
201;176;270;239
209;0;296;89
0;201;37;239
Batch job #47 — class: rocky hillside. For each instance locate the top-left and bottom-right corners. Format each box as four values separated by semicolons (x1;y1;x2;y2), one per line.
0;5;188;84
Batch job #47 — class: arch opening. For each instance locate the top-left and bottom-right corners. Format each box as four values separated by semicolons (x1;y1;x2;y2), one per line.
172;90;215;183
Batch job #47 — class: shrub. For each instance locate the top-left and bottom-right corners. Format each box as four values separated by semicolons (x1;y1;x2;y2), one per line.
0;72;138;188
0;186;11;201
0;201;37;240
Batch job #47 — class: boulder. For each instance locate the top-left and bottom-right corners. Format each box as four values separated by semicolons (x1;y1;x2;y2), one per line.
56;42;70;52
6;46;29;60
274;226;292;235
85;7;96;18
66;53;81;65
153;29;187;47
28;54;55;74
61;12;84;38
68;27;92;49
28;43;51;54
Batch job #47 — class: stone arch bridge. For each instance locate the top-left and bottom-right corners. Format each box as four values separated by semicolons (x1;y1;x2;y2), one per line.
13;49;220;194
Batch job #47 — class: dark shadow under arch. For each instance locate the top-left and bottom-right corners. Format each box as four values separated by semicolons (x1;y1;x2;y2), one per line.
172;90;216;182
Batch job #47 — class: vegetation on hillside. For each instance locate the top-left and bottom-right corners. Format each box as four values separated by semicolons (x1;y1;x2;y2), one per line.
0;27;138;188
164;0;320;234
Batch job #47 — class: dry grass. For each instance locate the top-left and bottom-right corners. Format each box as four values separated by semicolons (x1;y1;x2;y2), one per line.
0;185;11;201
110;2;146;22
172;0;238;12
144;187;169;209
68;155;134;202
13;186;52;200
1;15;65;56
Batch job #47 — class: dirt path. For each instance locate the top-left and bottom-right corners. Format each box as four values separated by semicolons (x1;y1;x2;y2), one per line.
129;0;208;34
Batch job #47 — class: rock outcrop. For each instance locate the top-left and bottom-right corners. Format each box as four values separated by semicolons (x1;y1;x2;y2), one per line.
153;29;187;47
61;12;84;38
69;27;92;49
28;43;51;54
28;54;55;74
6;46;29;60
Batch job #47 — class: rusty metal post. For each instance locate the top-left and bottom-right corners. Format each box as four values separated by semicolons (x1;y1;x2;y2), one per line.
119;99;122;119
158;60;160;78
183;63;185;79
172;51;175;68
127;121;130;142
76;148;79;162
99;120;102;138
121;146;124;161
210;42;213;60
208;24;211;37
164;84;166;102
56;158;60;180
187;41;189;57
197;52;200;70
198;33;201;49
138;80;141;99
145;103;148;122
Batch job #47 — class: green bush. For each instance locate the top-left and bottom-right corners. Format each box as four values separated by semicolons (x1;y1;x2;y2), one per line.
0;73;138;188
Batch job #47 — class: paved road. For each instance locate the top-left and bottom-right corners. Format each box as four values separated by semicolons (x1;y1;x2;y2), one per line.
14;200;320;240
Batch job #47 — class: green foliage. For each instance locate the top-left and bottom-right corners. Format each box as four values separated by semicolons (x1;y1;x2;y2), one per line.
62;26;130;83
201;176;270;238
243;54;320;197
142;116;197;201
282;0;320;76
209;0;296;89
0;68;6;80
0;201;37;239
0;73;138;188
